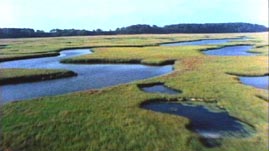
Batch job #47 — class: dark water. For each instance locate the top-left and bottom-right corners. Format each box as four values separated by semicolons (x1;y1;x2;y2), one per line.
203;45;255;56
142;102;251;137
0;49;173;103
239;76;269;90
141;101;253;147
138;83;181;94
161;37;247;46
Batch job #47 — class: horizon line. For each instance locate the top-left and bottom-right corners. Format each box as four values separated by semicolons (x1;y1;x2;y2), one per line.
1;22;268;32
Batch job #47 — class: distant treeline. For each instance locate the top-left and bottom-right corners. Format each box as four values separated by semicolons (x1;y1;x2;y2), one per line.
0;23;268;38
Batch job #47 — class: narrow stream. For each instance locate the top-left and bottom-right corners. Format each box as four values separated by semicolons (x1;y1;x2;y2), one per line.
203;45;256;56
239;76;269;90
160;37;247;46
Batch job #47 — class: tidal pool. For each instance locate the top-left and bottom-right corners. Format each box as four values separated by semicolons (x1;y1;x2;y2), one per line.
203;45;256;56
239;76;269;90
141;100;253;147
138;83;181;94
160;37;247;46
0;49;173;103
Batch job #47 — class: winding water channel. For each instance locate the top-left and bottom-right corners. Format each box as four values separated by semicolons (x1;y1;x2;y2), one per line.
0;49;173;103
239;76;269;90
160;37;247;46
203;45;256;56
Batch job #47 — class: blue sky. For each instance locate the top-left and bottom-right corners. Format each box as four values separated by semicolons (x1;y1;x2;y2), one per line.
0;0;268;31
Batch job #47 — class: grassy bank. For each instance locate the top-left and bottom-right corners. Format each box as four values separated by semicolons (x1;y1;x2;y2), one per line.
1;32;268;151
0;69;76;85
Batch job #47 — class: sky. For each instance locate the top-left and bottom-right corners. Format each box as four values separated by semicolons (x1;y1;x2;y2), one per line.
0;0;268;31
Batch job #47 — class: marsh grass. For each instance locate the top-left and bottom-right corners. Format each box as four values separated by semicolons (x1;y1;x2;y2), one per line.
1;32;268;151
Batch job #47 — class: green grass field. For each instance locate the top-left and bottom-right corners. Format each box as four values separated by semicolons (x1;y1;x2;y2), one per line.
0;32;268;151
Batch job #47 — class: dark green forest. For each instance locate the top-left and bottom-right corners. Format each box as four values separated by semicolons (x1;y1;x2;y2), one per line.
0;23;267;38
